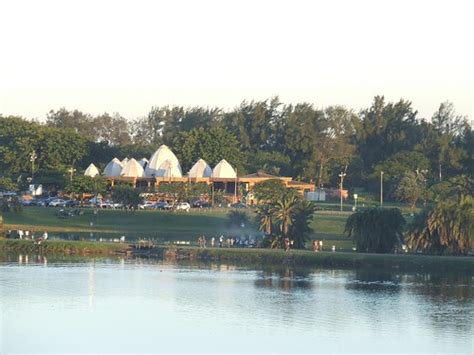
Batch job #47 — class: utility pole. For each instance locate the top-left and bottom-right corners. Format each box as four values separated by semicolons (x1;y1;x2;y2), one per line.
380;171;384;207
234;169;238;203
30;151;37;181
339;171;346;212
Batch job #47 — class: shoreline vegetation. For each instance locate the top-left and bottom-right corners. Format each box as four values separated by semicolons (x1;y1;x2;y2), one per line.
1;239;472;273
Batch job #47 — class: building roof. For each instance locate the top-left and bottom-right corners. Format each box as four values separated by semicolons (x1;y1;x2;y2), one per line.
145;145;182;177
156;159;182;178
84;163;100;177
138;158;149;168
242;171;280;179
103;158;123;177
212;159;236;178
188;159;212;178
121;158;144;178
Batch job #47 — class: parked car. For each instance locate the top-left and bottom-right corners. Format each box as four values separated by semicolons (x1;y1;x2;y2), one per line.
192;200;211;208
139;201;156;210
48;198;66;207
230;202;249;209
63;200;80;207
155;201;172;210
175;202;191;212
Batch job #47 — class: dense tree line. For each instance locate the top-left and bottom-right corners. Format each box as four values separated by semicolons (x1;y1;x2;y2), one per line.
1;96;472;201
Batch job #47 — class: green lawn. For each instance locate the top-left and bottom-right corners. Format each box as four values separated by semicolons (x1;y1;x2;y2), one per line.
2;206;353;249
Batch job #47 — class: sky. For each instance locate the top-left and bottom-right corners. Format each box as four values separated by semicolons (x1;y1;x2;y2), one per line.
0;0;472;122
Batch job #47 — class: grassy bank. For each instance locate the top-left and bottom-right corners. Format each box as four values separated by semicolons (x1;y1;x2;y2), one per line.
163;246;474;273
0;239;130;256
2;207;352;249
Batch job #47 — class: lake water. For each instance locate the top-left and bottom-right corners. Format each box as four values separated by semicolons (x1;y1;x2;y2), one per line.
1;255;473;354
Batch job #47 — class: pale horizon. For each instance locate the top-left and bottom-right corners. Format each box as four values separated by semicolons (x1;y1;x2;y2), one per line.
1;0;472;122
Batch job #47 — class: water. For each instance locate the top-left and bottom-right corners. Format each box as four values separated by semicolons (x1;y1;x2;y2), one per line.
1;255;473;354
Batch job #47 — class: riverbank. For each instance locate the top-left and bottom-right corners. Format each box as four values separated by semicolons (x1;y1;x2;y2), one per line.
3;239;471;273
161;246;474;273
0;239;131;256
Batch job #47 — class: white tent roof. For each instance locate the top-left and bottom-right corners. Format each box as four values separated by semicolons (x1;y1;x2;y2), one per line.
212;159;236;178
84;163;100;177
156;159;183;178
188;159;212;178
103;158;123;177
121;157;129;165
138;158;149;168
145;145;182;177
121;158;144;178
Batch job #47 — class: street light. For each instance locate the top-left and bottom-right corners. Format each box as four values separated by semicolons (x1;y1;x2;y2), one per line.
380;171;384;207
68;167;77;182
339;172;346;212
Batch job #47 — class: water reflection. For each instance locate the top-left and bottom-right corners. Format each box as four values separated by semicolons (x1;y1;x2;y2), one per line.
1;254;473;354
254;267;313;290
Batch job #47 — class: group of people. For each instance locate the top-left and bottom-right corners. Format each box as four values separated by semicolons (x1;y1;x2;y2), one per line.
6;229;49;244
312;240;323;252
197;235;257;248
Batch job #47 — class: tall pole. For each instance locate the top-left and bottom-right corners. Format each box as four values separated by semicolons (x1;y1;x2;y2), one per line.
30;151;37;182
234;169;238;203
339;172;346;212
380;171;384;207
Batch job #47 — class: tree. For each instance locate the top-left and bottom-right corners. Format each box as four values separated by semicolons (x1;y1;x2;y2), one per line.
0;196;23;213
93;113;132;145
272;193;300;237
356;96;421;189
394;171;427;208
65;176;107;201
406;196;473;255
252;179;288;203
345;208;406;253
288;201;317;249
112;185;142;211
173;127;244;173
255;205;274;235
0;177;17;192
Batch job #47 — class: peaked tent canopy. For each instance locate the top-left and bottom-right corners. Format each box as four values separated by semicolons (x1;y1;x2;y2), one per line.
138;158;149;168
156;159;183;178
103;158;123;177
212;159;237;178
188;159;212;178
121;157;129;165
84;163;100;177
145;145;182;177
121;158;144;178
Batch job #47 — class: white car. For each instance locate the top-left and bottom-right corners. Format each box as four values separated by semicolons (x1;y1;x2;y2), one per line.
48;198;65;207
139;201;156;210
175;202;191;212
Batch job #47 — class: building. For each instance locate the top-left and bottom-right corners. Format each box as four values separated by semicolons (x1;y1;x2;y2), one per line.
87;145;314;203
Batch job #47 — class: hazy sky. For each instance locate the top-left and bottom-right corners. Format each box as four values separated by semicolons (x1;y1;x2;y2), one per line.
0;0;472;121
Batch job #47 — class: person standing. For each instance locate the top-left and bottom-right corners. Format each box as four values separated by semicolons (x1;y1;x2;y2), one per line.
211;237;215;247
219;235;224;248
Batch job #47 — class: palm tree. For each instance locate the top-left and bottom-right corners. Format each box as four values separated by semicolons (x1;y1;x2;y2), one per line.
289;201;317;249
256;205;274;235
273;194;299;237
406;196;473;255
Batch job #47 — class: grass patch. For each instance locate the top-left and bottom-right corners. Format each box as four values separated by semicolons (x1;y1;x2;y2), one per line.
2;207;352;248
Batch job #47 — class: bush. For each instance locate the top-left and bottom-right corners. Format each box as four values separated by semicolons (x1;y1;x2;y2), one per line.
345;208;405;253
